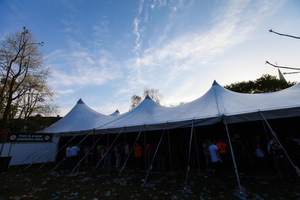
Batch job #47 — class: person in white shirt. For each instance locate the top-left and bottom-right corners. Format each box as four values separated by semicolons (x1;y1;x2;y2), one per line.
70;145;80;170
65;144;72;170
209;139;222;180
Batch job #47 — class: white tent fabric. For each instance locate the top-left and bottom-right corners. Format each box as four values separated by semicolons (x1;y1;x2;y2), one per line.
41;81;300;134
1;142;57;165
40;99;118;133
96;81;300;133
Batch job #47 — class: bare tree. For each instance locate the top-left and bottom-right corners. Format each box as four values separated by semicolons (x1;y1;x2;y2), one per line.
130;95;142;110
0;27;56;127
130;87;162;110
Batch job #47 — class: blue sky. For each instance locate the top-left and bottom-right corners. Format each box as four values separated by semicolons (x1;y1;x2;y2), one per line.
1;0;300;116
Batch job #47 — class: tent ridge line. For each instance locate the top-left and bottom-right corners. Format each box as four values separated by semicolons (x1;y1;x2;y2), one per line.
213;84;226;116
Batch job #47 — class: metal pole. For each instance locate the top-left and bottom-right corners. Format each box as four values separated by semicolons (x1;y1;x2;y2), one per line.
50;130;93;173
71;134;104;174
118;129;143;176
95;128;124;169
143;130;165;185
185;120;194;188
167;130;173;172
223;119;243;195
36;132;79;170
193;127;201;172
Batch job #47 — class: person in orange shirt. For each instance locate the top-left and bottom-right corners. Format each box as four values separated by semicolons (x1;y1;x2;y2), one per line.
134;142;143;170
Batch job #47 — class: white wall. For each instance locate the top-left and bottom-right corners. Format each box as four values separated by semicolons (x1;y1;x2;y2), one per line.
1;137;59;166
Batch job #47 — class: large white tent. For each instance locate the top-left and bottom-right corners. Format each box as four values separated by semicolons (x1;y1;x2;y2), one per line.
15;81;300;192
40;80;300;134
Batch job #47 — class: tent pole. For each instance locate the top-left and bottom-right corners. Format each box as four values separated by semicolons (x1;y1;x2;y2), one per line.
142;130;165;185
92;129;95;166
167;129;173;172
144;131;147;171
185;120;194;188
118;129;143;176
50;130;93;173
193;127;201;172
259;111;300;176
70;134;104;174
261;120;281;177
223;118;243;195
95;128;124;170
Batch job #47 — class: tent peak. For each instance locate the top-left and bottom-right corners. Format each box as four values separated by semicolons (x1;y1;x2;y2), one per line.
212;80;221;86
145;95;152;100
77;98;84;104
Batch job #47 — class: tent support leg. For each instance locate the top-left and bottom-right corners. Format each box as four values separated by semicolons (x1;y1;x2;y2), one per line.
261;120;281;177
167;130;173;172
259;111;300;176
185;120;194;188
193;127;201;172
144;131;147;171
223;119;243;195
143;130;165;185
118;129;143;176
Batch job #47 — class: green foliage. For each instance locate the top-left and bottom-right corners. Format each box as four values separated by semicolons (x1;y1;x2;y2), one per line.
224;74;297;93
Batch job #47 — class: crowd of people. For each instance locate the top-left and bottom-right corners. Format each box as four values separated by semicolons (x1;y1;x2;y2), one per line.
203;135;300;182
63;134;300;182
63;140;170;172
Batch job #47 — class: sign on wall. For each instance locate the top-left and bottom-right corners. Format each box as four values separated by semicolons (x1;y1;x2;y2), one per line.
6;133;53;143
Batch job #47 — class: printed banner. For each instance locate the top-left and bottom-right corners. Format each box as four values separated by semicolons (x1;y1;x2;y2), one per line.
6;133;53;143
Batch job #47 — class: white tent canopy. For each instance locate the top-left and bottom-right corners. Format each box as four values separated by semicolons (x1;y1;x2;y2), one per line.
40;99;119;133
41;81;300;134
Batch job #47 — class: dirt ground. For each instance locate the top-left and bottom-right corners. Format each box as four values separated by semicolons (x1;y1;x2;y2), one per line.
0;164;300;200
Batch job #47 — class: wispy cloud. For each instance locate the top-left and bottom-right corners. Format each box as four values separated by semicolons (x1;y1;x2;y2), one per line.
47;38;122;88
123;0;284;103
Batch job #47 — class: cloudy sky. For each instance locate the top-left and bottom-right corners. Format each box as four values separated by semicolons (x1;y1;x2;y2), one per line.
1;0;300;116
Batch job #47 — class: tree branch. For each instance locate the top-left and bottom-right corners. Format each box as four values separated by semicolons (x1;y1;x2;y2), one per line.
269;29;300;39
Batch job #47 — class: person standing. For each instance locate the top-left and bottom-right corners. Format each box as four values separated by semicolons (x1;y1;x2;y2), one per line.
209;139;223;180
115;143;122;169
134;142;143;170
65;144;72;170
216;139;228;170
70;144;80;170
253;135;266;172
203;139;212;171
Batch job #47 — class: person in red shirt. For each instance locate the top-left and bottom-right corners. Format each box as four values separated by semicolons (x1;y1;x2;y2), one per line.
134;142;143;170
